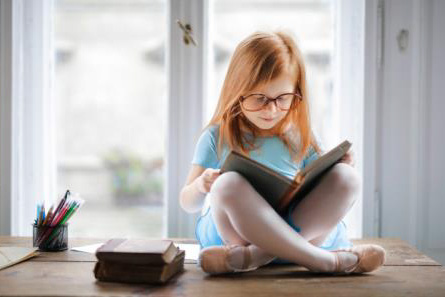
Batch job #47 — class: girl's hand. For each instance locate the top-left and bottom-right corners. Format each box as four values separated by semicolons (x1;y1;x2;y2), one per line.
196;168;221;194
339;148;355;167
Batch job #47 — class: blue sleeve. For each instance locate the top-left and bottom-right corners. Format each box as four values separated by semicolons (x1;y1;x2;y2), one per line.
191;127;219;169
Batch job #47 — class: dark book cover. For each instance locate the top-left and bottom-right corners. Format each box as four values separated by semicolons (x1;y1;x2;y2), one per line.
95;238;179;266
94;249;185;285
220;140;352;215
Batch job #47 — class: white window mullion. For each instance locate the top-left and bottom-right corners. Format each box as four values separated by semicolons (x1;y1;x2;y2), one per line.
165;0;209;237
333;0;365;239
0;0;55;236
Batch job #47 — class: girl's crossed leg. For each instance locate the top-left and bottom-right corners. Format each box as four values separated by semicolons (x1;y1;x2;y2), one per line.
208;162;361;272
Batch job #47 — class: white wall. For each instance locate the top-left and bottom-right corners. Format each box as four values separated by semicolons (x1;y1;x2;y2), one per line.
368;0;445;265
416;0;445;265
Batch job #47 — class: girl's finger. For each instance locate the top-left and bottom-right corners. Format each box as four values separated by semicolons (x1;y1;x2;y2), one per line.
205;183;214;191
206;170;218;177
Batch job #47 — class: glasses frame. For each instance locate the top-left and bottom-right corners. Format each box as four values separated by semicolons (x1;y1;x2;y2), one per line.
238;92;302;112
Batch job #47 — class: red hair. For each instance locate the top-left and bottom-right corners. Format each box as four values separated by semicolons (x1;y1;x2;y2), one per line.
205;31;321;163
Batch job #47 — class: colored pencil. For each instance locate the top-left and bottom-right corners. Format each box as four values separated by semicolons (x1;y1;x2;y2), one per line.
35;190;85;247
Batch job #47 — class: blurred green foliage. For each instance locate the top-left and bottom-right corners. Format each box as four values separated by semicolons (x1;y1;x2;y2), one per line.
103;149;162;202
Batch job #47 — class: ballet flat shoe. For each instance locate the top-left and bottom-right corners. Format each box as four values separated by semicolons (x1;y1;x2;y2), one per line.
198;244;259;275
332;244;386;275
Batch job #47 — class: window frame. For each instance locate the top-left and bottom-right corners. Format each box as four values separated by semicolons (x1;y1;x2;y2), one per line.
0;0;371;239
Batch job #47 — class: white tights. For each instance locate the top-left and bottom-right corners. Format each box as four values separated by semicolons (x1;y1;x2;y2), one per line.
209;162;361;272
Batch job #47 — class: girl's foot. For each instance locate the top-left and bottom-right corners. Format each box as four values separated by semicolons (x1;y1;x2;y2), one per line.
198;244;275;275
331;244;386;274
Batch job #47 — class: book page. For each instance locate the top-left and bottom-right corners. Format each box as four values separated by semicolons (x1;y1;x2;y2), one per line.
0;247;39;271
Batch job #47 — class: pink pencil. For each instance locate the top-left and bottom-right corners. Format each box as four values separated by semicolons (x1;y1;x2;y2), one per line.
50;203;70;227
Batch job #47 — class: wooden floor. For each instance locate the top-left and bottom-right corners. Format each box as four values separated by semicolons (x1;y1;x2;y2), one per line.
0;237;444;296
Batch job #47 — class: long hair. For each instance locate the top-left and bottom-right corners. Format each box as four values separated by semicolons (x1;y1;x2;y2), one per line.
205;31;321;163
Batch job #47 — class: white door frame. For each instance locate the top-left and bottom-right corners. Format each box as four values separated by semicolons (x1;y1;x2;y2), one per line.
362;0;384;237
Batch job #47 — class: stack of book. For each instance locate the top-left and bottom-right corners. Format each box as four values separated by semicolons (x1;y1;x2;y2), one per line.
94;238;185;285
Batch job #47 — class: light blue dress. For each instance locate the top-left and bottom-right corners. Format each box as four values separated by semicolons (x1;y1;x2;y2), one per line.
192;125;353;265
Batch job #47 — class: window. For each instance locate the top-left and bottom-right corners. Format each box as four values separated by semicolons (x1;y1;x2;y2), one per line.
54;0;166;238
1;0;363;239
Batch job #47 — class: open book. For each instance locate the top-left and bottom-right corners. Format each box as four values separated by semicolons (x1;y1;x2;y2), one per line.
0;247;39;271
220;140;352;215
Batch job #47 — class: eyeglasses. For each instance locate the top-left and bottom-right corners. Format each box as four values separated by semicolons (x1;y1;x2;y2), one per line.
239;92;302;112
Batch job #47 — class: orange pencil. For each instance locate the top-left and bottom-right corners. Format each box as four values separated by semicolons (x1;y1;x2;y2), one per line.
42;206;54;226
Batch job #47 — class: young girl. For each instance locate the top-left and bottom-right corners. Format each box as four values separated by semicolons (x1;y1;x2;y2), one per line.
180;31;385;275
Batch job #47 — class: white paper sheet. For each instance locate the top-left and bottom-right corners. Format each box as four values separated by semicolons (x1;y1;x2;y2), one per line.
174;243;200;262
71;243;104;254
70;242;200;263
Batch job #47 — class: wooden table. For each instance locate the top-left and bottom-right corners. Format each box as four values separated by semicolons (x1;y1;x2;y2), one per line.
0;237;444;296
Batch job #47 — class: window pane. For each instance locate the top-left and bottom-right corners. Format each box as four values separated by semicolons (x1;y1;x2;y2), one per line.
210;0;336;147
55;0;166;238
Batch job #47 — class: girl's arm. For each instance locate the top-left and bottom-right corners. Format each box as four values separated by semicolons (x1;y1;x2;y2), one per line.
179;165;220;214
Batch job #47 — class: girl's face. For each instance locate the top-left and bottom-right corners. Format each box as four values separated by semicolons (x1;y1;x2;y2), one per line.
240;74;295;131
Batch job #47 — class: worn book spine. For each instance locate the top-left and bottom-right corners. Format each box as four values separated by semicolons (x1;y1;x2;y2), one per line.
95;238;178;265
96;253;169;266
94;250;185;284
277;181;302;214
